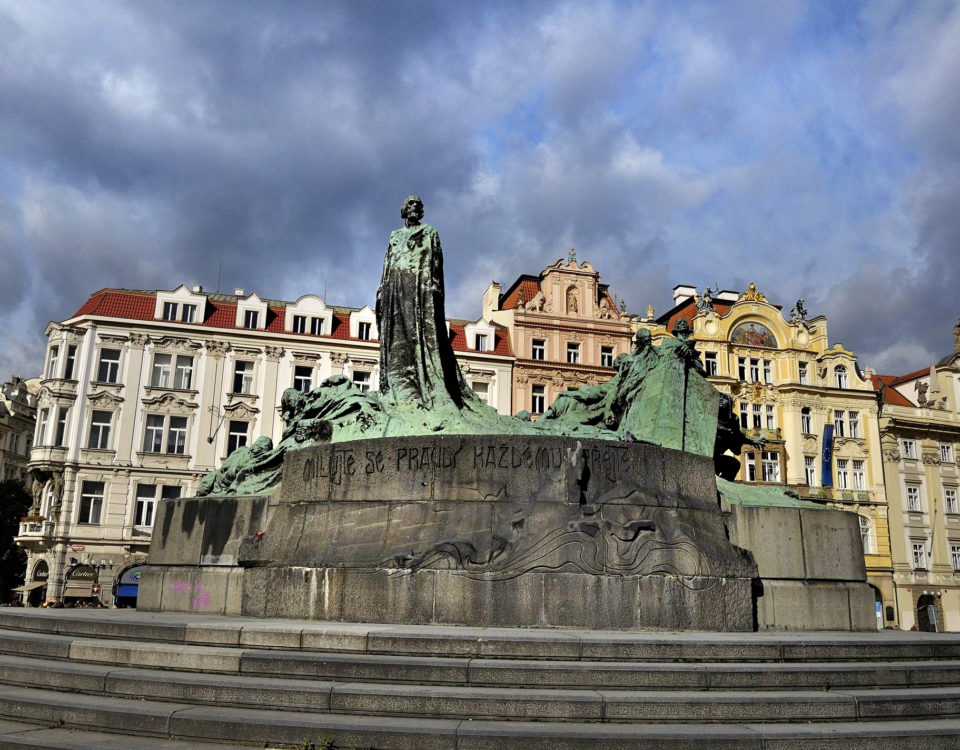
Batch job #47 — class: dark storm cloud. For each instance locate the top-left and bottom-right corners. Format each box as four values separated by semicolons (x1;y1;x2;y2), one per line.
0;0;958;379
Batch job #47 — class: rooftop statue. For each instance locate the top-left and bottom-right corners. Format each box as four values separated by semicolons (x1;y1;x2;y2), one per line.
197;197;762;496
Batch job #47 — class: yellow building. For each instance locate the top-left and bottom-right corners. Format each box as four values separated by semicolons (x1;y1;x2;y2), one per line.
873;322;960;631
641;283;894;626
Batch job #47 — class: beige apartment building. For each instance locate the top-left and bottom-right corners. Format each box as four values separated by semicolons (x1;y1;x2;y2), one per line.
873;323;960;630
641;283;893;625
483;255;635;417
0;377;38;483
19;285;514;606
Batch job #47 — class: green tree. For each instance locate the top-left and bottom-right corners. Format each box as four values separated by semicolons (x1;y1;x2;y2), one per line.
0;480;31;602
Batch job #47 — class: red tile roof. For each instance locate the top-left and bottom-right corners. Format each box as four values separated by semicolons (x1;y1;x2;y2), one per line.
67;288;510;354
870;374;915;407
658;298;733;332
501;279;541;310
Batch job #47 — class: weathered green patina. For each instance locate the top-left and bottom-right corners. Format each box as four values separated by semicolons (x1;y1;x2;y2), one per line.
197;198;771;498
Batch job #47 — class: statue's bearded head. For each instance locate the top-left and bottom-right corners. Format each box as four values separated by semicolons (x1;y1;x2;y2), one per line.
401;194;424;224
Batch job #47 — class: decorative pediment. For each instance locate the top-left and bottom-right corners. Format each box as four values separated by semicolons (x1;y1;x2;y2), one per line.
88;390;125;409
98;334;129;346
291;351;320;364
264;346;284;359
141;393;197;415
149;336;203;354
232;346;263;358
223;401;259;420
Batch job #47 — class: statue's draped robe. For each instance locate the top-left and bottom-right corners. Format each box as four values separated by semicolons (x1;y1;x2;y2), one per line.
376;223;483;412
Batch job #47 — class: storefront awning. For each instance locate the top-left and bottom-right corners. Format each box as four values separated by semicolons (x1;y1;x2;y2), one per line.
12;582;46;592
62;585;94;598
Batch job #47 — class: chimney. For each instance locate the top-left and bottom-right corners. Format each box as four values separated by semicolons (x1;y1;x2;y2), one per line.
192;284;203;293
234;288;245;297
672;285;696;305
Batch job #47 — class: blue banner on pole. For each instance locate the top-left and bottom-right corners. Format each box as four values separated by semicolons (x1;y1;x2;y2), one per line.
821;423;835;487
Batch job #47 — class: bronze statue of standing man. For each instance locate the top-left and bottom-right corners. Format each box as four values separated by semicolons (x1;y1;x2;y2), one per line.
376;195;481;412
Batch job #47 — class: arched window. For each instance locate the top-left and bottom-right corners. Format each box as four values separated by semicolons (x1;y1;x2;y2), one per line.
859;515;873;554
834;365;848;389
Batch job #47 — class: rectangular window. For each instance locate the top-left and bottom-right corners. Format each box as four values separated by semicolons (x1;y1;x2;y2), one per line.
135;485;157;527
227;420;248;455
64;345;77;380
566;343;580;364
750;359;760;382
836;459;850;490
181;304;197;323
907;485;921;512
798;361;809;384
293;365;313;392
88;411;112;450
601;346;614;367
763;360;772;384
703;352;718;376
36;408;49;446
174;356;194;390
162;301;177;321
834;410;846;437
233;361;254;394
161;485;182;501
151;354;172;388
902;440;917;459
531;340;545;360
357;322;372;340
848;411;860;438
853;459;865;491
472;381;489;404
765;404;775;429
801;410;812;434
952;545;960;572
78;481;104;524
805;456;817;486
739;403;749;430
167;417;187;454
761;451;780;482
292;315;307;334
531;385;545;414
54;407;69;447
310;317;324;336
475;334;488;352
143;415;165;453
941;444;955;463
946;488;959;515
97;349;121;383
352;371;371;392
912;542;927;570
243;309;259;329
745;452;757;482
738;357;747;381
46;346;60;379
752;403;762;429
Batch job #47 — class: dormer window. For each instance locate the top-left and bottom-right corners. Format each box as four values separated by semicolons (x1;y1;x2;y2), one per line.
181;304;197;323
358;322;372;340
243;310;259;329
293;315;307;334
475;334;488;352
162;302;177;321
155;285;207;325
834;365;848;389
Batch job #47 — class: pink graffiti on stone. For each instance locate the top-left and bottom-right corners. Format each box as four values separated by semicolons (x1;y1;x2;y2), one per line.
192;581;212;611
171;580;190;595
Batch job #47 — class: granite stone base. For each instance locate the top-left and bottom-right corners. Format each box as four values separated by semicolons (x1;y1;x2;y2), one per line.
138;435;863;631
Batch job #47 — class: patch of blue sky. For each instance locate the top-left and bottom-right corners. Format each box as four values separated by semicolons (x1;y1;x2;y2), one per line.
478;88;546;169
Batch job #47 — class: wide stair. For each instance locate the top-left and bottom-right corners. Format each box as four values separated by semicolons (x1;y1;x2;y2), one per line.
0;610;957;748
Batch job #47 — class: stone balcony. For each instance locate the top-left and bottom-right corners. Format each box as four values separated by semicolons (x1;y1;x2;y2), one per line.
17;520;54;538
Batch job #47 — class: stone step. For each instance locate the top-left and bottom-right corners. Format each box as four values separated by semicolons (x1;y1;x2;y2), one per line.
2;609;959;662
1;628;959;692
0;684;958;749
0;717;240;750
0;653;958;724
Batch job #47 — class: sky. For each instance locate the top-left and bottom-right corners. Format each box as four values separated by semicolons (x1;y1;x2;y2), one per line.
1;0;958;378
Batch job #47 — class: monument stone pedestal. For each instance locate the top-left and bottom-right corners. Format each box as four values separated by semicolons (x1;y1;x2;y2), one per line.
140;436;760;631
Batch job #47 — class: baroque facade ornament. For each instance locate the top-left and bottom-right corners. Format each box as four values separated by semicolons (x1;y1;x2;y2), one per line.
922;452;942;466
87;391;124;408
150;336;202;354
738;283;767;303
264;345;284;359
204;341;229;357
141;393;197;415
